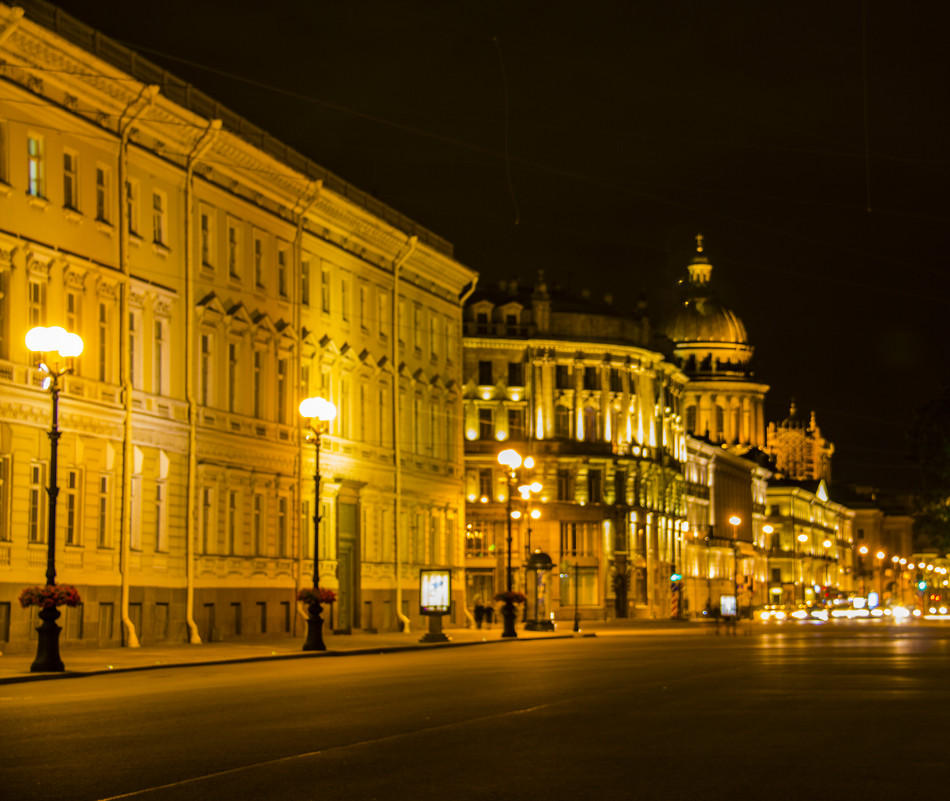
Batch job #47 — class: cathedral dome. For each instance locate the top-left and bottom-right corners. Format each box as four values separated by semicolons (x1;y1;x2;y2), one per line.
663;235;748;346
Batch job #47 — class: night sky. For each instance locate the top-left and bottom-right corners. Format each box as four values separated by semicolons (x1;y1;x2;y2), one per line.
43;0;950;492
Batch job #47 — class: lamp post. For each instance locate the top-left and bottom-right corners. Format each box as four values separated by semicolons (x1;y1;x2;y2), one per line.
519;480;542;622
858;545;868;596
876;551;886;600
299;396;337;651
729;515;741;617
573;560;581;632
497;448;525;638
25;325;84;673
797;533;808;604
763;524;774;606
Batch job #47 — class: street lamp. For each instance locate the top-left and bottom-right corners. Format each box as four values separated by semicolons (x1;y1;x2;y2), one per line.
876;551;886;600
518;479;542;622
299;395;337;651
26;325;84;672
797;533;808;604
858;546;869;595
729;516;741;617
497;448;527;638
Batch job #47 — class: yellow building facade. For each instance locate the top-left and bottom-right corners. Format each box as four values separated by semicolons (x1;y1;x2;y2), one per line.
0;3;476;651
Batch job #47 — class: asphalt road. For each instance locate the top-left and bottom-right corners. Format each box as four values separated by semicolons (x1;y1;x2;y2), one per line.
3;624;948;801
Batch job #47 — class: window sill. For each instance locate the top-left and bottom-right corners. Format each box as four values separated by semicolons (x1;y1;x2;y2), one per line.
95;219;114;235
63;207;83;224
128;233;143;248
0;181;12;198
27;194;49;211
152;241;170;258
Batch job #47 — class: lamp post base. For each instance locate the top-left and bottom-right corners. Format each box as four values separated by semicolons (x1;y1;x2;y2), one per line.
31;606;65;673
303;603;327;651
501;601;518;638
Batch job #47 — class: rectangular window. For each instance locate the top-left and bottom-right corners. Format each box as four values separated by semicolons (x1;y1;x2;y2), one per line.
28;279;45;328
253;493;264;555
228;222;240;279
154;319;165;396
66;290;81;336
29;463;44;543
507;407;525;440
614;470;627;505
97;474;111;548
478;361;493;386
557;468;574;502
63;150;78;209
478;468;493;500
200;210;213;267
360;284;368;330
584;367;600;391
27;134;44;197
201;487;213;554
555;365;570;390
155;481;167;552
277;358;287;424
200;334;211;407
129;310;143;389
560;565;597;606
0;455;11;542
378;290;389;339
125;179;139;235
278;497;288;557
254;236;263;287
95;165;110;222
478;407;493;440
228;490;239;555
0;120;7;184
277;246;288;298
413;305;421;351
65;469;80;545
507;362;524;386
152;191;166;245
258;601;267;634
587;468;603;504
341;278;349;322
301;260;311;307
98;302;109;383
228;342;238;413
253;350;262;418
321;266;330;313
130;476;142;551
429;315;438;358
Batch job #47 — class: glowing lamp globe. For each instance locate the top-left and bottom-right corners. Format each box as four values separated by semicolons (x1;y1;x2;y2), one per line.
299;396;337;422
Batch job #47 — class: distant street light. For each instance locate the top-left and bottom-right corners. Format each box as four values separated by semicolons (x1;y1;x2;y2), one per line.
26;326;84;672
797;533;809;604
497;448;524;638
729;516;741;616
299;396;337;651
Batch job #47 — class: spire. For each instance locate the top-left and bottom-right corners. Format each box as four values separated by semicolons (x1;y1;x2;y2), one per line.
687;233;712;285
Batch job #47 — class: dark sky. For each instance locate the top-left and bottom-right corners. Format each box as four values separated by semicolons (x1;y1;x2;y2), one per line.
44;0;950;492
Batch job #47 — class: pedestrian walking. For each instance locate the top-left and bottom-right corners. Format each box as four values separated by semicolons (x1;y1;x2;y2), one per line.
474;599;485;629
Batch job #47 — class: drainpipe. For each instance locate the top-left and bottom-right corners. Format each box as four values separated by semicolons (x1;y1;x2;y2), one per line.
183;119;222;644
117;84;158;648
392;235;417;632
293;181;322;627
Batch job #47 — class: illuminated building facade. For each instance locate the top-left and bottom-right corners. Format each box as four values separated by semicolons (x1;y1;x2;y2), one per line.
462;276;687;621
0;2;476;652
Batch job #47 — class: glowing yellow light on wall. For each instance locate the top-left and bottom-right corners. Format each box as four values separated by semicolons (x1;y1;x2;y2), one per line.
466;429;478;440
537;405;544;439
496;431;507;441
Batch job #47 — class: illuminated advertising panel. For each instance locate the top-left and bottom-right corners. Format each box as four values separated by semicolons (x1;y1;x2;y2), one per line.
720;594;737;617
420;569;451;615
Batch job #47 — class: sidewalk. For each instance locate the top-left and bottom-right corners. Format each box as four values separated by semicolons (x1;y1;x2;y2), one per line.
0;618;714;685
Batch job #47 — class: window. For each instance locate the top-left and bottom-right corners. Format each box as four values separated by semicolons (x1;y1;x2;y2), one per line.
478;407;494;440
715;405;725;440
583;367;600;391
228;342;238;413
478;468;493;500
155;481;167;551
63;150;79;210
129;310;143;389
152;191;166;245
95;165;110;222
125;179;139;235
228;222;240;279
277;246;288;298
66;290;81;337
28;278;45;328
65;469;81;545
254;236;263;287
321;266;330;313
200;210;214;267
200;334;212;406
614;470;627;505
587;468;603;504
560;564;597;605
253;493;264;555
301;260;311;307
508;407;525;440
507;362;524;386
29;463;45;542
278;496;288;557
277;358;287;424
555;404;571;438
505;313;518;334
253;350;262;418
582;406;598;442
429;315;438;358
130;475;142;551
154;319;166;396
555;364;570;390
201;487;214;554
557;468;574;502
0;455;10;542
98;302;110;383
686;405;697;433
341;278;349;322
475;312;489;334
228;490;239;554
27;134;44;197
97;474;111;548
359;284;367;330
478;361;493;386
0;120;7;183
413;305;421;350
610;369;623;393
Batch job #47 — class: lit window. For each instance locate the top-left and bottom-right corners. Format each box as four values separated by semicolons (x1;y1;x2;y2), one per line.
152;191;166;245
27;134;45;197
95;166;110;222
63;151;79;210
125;179;139;235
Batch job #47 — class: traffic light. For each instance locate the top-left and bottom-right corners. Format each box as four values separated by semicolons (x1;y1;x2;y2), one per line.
917;579;928;592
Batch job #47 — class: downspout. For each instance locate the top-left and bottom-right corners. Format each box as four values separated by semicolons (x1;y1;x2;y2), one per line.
457;278;477;628
117;84;158;648
293;181;322;631
392;235;417;632
184;119;222;644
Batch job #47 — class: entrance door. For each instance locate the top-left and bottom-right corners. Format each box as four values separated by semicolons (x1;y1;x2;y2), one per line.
336;501;358;633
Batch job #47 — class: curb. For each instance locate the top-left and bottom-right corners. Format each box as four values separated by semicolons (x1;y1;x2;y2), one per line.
0;632;592;685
